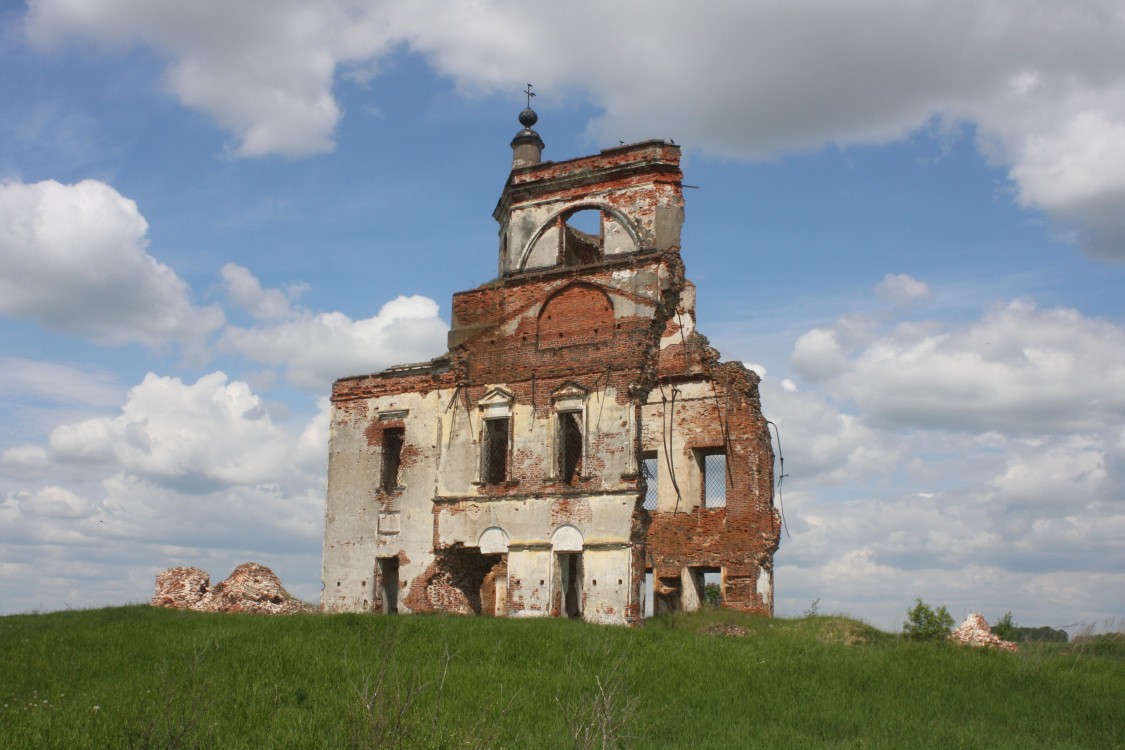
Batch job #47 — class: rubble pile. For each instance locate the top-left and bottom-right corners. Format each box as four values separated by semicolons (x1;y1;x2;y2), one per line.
151;566;211;609
949;613;1019;652
703;623;751;638
151;562;312;615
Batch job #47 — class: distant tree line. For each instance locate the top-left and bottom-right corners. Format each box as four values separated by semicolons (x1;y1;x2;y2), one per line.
992;612;1069;643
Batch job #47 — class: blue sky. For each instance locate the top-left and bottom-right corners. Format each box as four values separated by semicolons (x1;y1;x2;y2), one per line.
2;0;1123;631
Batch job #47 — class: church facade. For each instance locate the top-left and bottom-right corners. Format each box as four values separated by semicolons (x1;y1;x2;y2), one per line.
320;110;780;625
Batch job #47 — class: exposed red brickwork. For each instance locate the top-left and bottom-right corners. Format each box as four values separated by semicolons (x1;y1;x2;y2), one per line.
479;556;508;616
403;548;496;615
538;284;615;347
549;497;593;528
364;417;404;446
333;363;456;403
448;258;676;393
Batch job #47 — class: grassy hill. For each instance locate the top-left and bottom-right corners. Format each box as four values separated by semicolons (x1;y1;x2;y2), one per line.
1;606;1120;748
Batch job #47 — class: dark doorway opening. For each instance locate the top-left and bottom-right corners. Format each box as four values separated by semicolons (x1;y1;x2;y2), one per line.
378;557;399;614
558;552;583;619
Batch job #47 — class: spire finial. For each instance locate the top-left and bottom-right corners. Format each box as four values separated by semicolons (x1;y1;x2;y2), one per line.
511;83;544;168
519;83;538;128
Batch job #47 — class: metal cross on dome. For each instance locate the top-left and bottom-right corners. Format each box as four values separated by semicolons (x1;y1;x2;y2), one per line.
524;83;535;107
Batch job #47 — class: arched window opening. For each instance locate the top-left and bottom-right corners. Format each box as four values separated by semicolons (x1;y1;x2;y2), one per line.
560;208;603;266
516;205;639;272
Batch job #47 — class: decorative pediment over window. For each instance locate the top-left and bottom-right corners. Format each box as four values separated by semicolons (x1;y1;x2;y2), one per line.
551;381;588;411
478;386;514;419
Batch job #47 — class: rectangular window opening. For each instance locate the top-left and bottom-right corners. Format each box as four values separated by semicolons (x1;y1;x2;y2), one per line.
381;428;405;494
483;418;509;485
700;449;727;508
558;411;583;484
641;452;658;511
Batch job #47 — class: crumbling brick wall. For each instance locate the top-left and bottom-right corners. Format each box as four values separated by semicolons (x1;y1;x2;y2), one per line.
643;347;780;613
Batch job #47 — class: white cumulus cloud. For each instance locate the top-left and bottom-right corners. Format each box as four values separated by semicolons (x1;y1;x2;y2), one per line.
389;0;1125;259
27;1;1125;256
766;286;1125;627
221;263;304;322
0;373;331;613
219;291;449;391
27;0;396;157
988;439;1107;508
799;299;1125;434
49;372;303;491
875;273;932;306
0;179;223;346
1;445;50;470
791;328;848;384
12;486;97;519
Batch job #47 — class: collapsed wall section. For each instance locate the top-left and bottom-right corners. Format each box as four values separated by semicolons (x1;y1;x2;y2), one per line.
640;283;780;614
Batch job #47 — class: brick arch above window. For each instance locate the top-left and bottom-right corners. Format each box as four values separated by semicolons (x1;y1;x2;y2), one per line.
537;284;614;348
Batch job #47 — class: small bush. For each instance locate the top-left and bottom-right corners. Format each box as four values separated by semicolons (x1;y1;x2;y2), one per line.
702;583;722;608
903;598;954;641
992;611;1018;641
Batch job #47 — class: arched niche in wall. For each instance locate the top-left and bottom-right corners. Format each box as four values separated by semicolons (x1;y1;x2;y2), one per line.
537;283;614;348
517;203;641;272
551;524;584;552
478;527;510;554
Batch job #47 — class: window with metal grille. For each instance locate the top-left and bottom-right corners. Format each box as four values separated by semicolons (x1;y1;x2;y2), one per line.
641;452;658;510
482;418;509;484
699;449;727;508
381;428;404;493
558;411;583;484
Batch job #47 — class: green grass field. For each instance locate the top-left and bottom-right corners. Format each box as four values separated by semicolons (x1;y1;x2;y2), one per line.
1;606;1121;749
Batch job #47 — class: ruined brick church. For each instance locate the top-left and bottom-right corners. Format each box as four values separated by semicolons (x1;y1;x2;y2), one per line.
321;106;780;626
